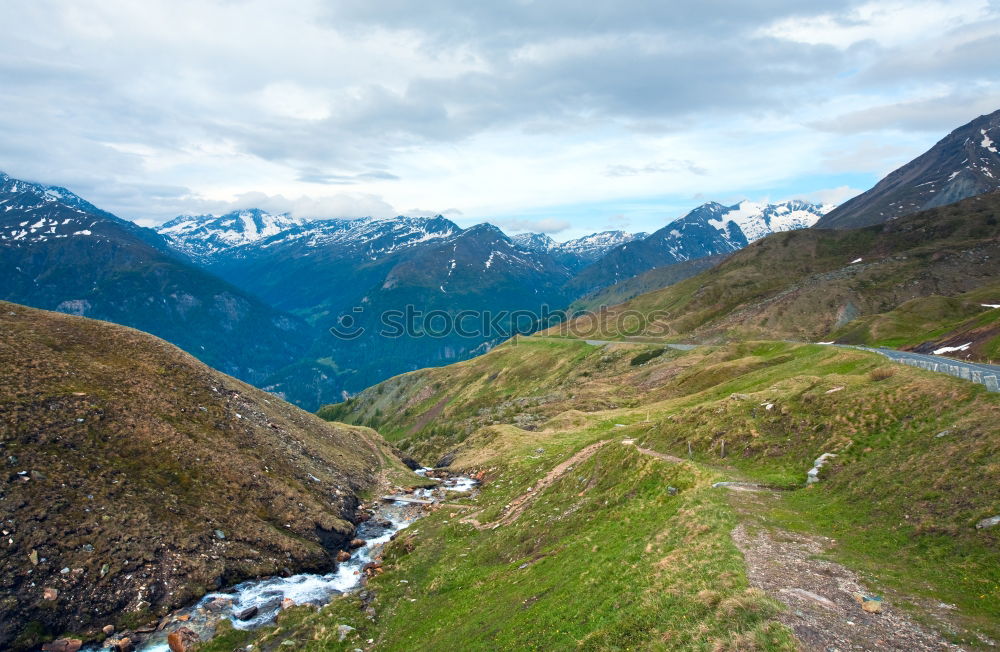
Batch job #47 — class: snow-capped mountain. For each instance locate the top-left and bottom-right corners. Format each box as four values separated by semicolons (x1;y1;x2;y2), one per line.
512;229;646;271
0;170;312;392
256;215;460;258
158;209;308;259
558;230;648;257
567;200;829;293
817;108;1000;228
708;200;830;243
158;212;461;263
511;232;557;253
0;171;156;245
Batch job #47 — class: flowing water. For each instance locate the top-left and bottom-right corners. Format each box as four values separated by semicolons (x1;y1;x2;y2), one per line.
105;470;476;652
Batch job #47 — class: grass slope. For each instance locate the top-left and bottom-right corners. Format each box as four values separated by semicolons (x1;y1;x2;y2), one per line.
540;194;1000;353
0;301;414;650
204;431;796;651
311;337;999;647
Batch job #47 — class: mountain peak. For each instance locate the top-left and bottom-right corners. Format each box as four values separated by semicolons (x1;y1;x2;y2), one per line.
158;208;308;259
0;170;118;221
511;232;557;252
816;108;1000;229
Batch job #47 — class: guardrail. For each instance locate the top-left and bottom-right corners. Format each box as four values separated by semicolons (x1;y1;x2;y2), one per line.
842;345;1000;393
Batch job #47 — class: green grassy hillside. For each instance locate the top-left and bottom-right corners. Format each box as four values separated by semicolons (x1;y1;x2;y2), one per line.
309;336;999;648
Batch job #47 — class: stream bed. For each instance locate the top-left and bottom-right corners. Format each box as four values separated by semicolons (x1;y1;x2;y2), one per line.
92;470;477;652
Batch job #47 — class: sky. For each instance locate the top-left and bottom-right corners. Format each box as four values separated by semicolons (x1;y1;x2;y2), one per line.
1;0;999;240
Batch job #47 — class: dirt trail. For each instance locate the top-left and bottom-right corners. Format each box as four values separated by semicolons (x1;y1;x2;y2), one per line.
731;511;965;651
631;443;685;464
461;440;611;529
461;438;687;530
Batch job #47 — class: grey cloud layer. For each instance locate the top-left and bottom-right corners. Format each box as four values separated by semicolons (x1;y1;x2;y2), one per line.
0;0;997;222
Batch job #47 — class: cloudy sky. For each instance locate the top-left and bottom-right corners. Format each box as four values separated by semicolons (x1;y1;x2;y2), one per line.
1;0;999;238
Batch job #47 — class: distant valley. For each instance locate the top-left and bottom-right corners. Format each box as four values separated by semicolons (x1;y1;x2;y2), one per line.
1;172;831;409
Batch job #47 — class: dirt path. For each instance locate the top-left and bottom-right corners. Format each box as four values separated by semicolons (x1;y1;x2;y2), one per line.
461;440;611;529
461;438;687;530
406;396;451;436
731;513;964;651
631;443;685;464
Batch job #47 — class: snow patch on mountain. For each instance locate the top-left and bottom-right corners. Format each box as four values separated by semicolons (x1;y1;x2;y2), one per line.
159;212;461;261
705;199;829;243
158;209;308;258
982;129;997;153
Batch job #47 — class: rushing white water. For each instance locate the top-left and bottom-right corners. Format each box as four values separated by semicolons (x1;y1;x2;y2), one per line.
115;471;477;651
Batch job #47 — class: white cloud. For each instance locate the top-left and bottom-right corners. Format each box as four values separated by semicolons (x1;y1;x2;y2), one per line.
800;185;864;206
223;191;397;219
0;0;997;235
256;82;332;121
492;217;572;234
761;0;991;49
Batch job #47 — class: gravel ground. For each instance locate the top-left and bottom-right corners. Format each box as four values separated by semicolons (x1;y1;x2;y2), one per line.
732;521;964;651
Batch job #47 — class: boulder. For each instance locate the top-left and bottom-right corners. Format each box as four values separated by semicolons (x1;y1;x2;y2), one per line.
102;625;115;635
976;514;1000;529
281;597;295;610
349;538;366;549
108;638;134;652
166;627;200;652
337;624;356;642
336;550;352;562
257;596;283;613
43;587;59;601
234;605;258;621
41;639;82;652
206;596;233;611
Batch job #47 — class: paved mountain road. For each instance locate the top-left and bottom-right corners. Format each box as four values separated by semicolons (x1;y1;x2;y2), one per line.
528;335;999;391
835;344;1000;392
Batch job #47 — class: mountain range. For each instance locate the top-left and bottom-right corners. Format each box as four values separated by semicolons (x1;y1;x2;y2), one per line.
5;110;1000;408
566;199;829;294
151;198;828;404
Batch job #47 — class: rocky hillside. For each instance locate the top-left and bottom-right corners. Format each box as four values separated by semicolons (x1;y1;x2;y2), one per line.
816;109;1000;229
0;302;413;651
547;193;1000;349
